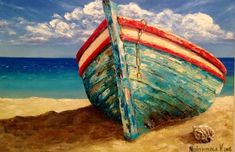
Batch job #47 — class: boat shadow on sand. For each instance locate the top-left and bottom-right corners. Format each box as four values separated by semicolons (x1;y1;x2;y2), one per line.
0;105;124;150
0;105;198;151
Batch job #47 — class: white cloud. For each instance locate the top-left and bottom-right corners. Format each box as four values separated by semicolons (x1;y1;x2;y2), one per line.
64;7;83;21
49;19;75;38
83;0;104;18
52;13;62;19
16;17;35;25
17;0;103;44
0;20;9;28
64;0;103;23
21;19;77;44
119;2;154;18
225;32;234;40
15;0;234;45
20;36;48;43
26;23;53;37
63;0;104;30
117;4;234;41
0;19;17;36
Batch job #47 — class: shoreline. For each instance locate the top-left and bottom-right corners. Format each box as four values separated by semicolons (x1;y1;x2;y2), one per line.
0;96;234;152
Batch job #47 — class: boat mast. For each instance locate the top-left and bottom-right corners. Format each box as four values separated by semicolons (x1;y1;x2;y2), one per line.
102;0;139;140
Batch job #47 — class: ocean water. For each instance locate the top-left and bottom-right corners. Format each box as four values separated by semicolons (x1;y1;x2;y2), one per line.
0;57;234;98
0;58;86;98
220;58;234;96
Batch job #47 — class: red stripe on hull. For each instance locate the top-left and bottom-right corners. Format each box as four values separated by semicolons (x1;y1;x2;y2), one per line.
79;37;111;76
121;34;225;81
76;19;108;63
118;17;227;75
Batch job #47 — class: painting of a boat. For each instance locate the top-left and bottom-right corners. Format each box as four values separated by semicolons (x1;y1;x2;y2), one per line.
76;0;227;140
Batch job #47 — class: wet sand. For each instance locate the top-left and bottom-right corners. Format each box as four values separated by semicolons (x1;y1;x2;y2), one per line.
0;96;233;152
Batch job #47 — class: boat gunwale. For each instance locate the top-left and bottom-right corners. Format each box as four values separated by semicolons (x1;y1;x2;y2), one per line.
121;34;225;81
78;37;111;76
117;16;227;75
76;17;226;81
76;19;108;63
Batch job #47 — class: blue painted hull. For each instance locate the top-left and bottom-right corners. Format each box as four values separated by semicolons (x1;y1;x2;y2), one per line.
82;45;121;121
78;0;225;140
81;41;223;139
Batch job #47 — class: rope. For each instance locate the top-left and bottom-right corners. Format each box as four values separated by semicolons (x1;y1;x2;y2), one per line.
136;19;147;79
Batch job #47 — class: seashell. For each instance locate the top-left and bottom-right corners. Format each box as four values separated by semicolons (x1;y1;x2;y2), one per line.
192;125;215;143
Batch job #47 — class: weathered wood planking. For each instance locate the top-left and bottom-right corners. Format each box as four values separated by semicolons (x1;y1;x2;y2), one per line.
82;40;223;139
118;16;227;76
82;45;121;121
123;41;223;133
103;0;139;139
76;0;226;141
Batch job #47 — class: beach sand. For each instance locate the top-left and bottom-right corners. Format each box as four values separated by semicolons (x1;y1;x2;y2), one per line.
0;96;234;152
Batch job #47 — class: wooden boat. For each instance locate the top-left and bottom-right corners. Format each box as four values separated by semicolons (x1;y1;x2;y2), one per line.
76;0;226;140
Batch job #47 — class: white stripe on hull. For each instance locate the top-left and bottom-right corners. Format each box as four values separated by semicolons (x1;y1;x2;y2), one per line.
79;28;109;69
121;26;222;76
79;26;222;77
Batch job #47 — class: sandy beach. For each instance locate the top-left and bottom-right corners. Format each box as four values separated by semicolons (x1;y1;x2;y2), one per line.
0;96;234;152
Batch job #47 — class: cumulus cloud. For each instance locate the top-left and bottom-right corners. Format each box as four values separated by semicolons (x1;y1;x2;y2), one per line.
64;8;83;21
0;19;16;36
118;3;234;41
17;0;103;44
20;19;77;43
15;0;234;44
64;0;104;31
119;2;154;18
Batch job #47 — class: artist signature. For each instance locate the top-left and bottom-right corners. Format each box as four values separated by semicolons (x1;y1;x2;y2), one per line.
189;143;232;152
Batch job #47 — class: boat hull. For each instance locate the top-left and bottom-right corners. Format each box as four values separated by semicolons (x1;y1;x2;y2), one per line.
77;0;226;140
81;40;224;135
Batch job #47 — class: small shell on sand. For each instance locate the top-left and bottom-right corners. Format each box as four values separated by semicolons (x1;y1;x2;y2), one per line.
192;125;215;143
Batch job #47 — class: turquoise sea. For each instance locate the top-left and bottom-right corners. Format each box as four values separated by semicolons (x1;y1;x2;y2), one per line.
0;57;234;98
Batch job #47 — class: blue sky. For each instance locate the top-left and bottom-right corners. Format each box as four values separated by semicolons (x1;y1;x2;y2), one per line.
0;0;234;58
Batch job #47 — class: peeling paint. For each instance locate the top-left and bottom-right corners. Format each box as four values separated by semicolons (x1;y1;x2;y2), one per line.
78;0;225;141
